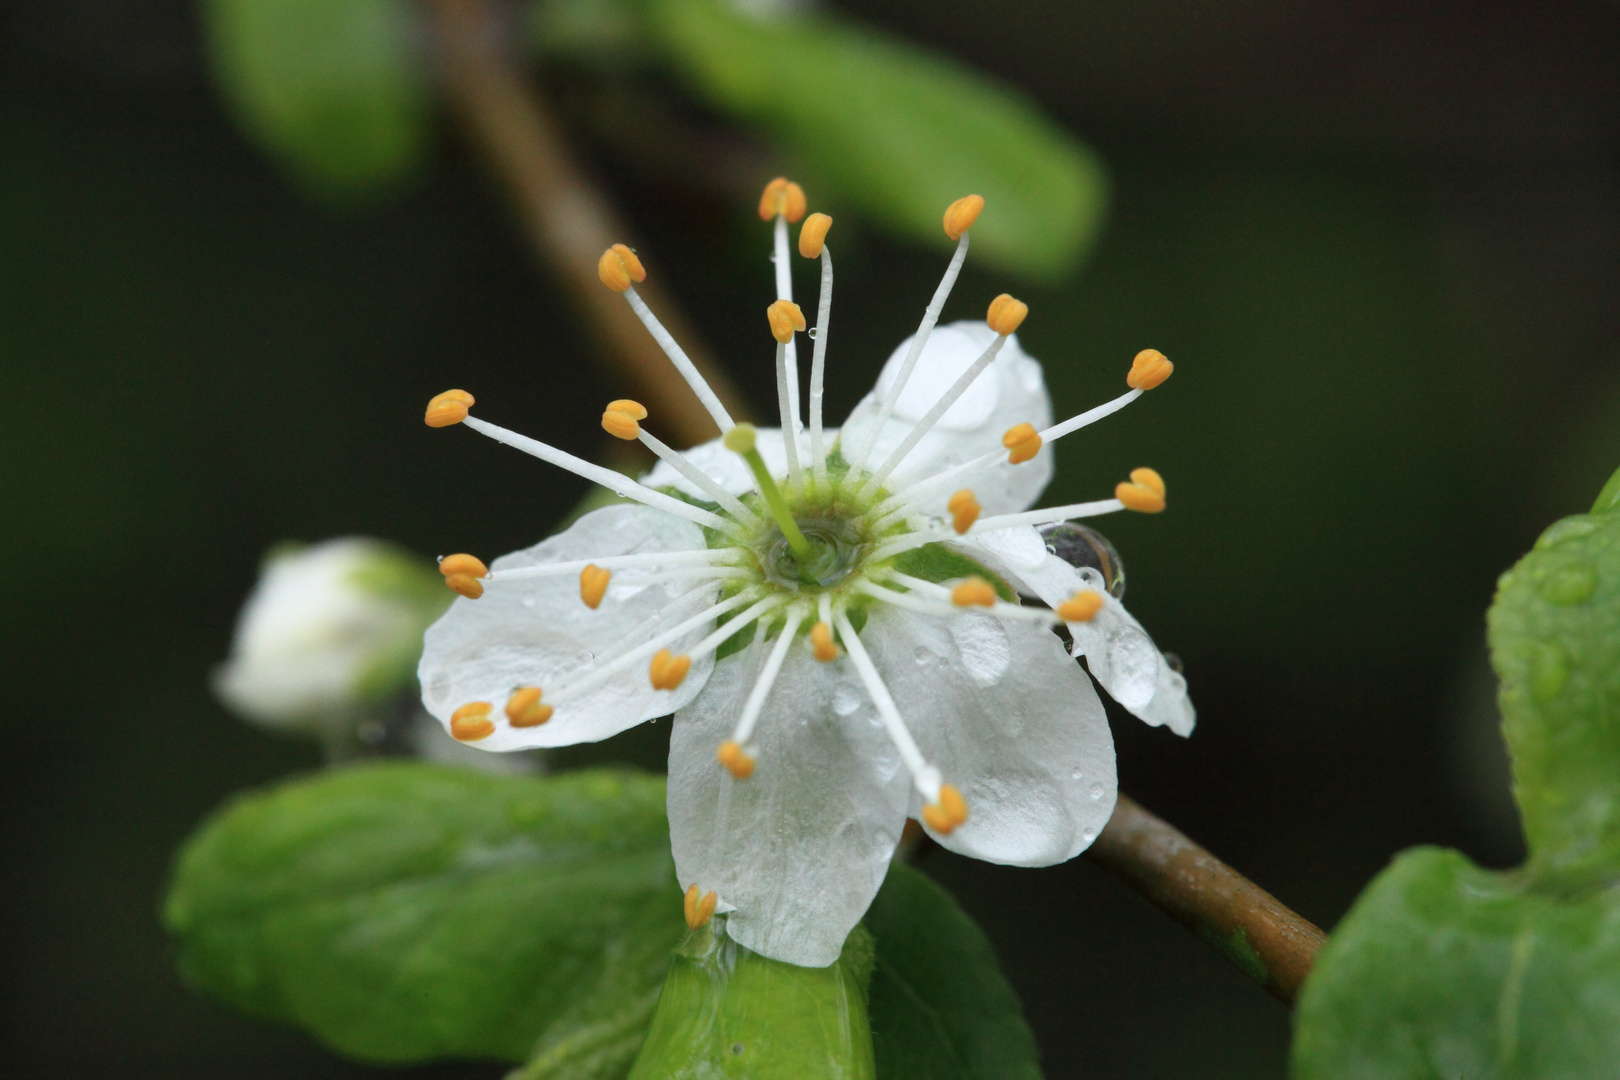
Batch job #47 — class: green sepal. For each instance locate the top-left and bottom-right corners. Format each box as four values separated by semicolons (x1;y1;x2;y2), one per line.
891;544;1017;603
626;918;876;1080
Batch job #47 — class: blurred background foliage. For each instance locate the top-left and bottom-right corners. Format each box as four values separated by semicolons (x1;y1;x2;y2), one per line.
2;0;1618;1077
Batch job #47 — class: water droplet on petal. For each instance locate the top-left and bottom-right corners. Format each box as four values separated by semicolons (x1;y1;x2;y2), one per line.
873;829;897;853
1163;651;1184;673
807;325;819;339
914;646;936;666
521;593;537;608
575;649;594;666
1039;522;1126;599
1082;827;1097;843
1071;767;1083;780
1089;783;1105;800
950;614;1011;686
832;682;862;716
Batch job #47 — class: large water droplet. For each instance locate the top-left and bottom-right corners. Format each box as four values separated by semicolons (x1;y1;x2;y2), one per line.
1533;558;1598;606
1040;522;1126;599
832;682;862;716
950;614;1011;686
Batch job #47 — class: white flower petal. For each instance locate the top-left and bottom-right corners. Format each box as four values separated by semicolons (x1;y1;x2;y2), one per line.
859;604;1117;866
952;528;1197;737
418;505;721;751
640;427;807;500
840;321;1053;514
668;631;911;968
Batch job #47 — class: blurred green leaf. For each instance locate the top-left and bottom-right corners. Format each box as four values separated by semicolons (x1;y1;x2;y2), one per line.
202;0;429;196
865;864;1042;1080
1293;493;1620;1078
165;763;682;1066
625;921;876;1079
644;0;1107;281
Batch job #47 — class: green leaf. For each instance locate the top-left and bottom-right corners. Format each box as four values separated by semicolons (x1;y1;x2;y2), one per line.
1293;848;1620;1079
644;0;1107;281
626;920;876;1079
1293;494;1620;1079
164;763;684;1067
201;0;429;197
1593;464;1620;515
865;864;1042;1080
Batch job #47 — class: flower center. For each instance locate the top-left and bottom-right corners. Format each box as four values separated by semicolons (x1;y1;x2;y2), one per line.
758;515;871;590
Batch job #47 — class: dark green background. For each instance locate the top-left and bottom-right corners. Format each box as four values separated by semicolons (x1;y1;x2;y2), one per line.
3;1;1618;1076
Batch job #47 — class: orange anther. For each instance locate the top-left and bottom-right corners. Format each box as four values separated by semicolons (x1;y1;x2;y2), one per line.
450;702;495;741
650;649;692;691
798;212;833;258
986;294;1028;335
1116;467;1166;513
758;177;807;223
951;577;997;607
717;740;756;779
684;884;719;929
597;243;646;292
767;299;806;344
505;686;553;728
943;194;985;240
425;389;474;428
1056;590;1104;622
1001;421;1043;465
445;574;484;600
947;489;981;534
580;564;611;609
1126;348;1174;391
921;784;969;833
439;553;488;579
606;399;647;420
810;621;839;662
601;408;641;440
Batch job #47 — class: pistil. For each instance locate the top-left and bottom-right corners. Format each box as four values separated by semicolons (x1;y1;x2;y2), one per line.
724;423;814;562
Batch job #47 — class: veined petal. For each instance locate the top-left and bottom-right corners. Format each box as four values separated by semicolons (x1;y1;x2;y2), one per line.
952;527;1196;737
840;321;1053;514
418;505;721;751
859;604;1117;866
641;426;805;500
668;630;911;968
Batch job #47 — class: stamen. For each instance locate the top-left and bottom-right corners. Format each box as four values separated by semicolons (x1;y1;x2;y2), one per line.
1002;422;1042;465
942;194;984;241
600;401;644;440
487;548;738;582
724;424;812;561
1056;591;1104;622
966;498;1126;534
761;182;807;468
861;299;1024;493
985;293;1029;336
505;686;553;727
921;784;969;834
425;389;474;428
440;553;488;597
768;300;808;486
850;197;978;470
684;884;719;930
604;253;734;431
947;489;980;534
450;702;495;741
757;177;807;223
601;400;761;525
799;213;832;259
810;620;839;662
802;218;835;487
879;572;1057;625
596;244;646;293
649;649;693;691
681;595;785;666
1115;467;1166;513
462;415;744;538
717;741;755;779
579;565;611;609
727;606;806;754
834;611;943;801
950;577;997;607
1126;348;1174;390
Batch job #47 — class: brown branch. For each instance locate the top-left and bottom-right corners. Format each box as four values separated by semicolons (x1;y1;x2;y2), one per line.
425;0;752;446
1085;794;1325;1006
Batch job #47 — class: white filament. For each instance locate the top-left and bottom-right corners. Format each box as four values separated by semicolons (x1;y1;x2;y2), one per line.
623;286;734;434
835;611;941;801
730;605;808;745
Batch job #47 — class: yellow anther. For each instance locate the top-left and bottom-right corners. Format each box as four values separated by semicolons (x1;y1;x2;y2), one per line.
757;177;807;223
601;407;641;440
717;740;756;779
425;389;474;428
723;423;757;454
439;553;488;579
505;686;553;728
798;212;833;258
1001;421;1043;465
1127;348;1174;391
650;649;692;691
947;489;981;534
579;564;611;609
810;621;839;662
1057;590;1104;622
921;783;970;833
986;293;1028;335
1116;467;1166;513
951;577;997;607
684;884;719;930
596;243;646;293
767;299;807;344
450;702;495;741
445;574;484;600
606;399;647;420
943;194;985;240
